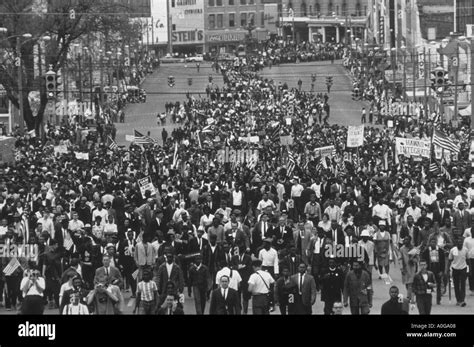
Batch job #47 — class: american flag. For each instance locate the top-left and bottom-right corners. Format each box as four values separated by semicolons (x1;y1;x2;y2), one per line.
107;136;118;151
287;150;296;177
432;130;459;153
172;141;179;169
270;122;281;143
63;235;74;251
3;257;21;276
134;130;156;145
429;159;451;180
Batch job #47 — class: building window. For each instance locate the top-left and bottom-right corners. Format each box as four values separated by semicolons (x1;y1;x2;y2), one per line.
309;5;312;15
249;0;254;4
288;2;293;14
216;0;222;6
364;6;367;16
172;24;176;31
240;0;246;5
240;12;247;27
355;2;361;16
328;2;333;15
336;5;339;15
217;14;223;28
249;12;255;25
209;14;216;29
229;13;235;27
171;0;175;7
301;2;307;16
229;0;234;4
315;2;320;14
261;11;264;26
209;0;214;6
342;2;346;15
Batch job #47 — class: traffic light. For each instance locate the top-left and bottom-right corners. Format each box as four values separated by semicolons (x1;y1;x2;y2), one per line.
352;88;360;100
431;66;448;93
188;78;192;86
45;70;56;99
311;74;316;83
168;75;175;87
379;16;385;44
55;74;63;99
208;75;213;83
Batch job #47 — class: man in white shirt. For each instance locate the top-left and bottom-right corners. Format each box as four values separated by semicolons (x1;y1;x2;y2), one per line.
215;261;242;292
68;212;85;233
20;268;46;314
291;178;304;218
92;202;109;226
256;193;276;214
372;198;392;226
324;200;342;223
404;200;422;223
0;218;8;237
258;238;279;278
248;259;275;315
310;179;322;200
37;209;54;239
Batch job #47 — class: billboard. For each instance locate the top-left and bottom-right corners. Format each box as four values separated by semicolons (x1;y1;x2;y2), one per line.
264;4;278;34
170;0;205;45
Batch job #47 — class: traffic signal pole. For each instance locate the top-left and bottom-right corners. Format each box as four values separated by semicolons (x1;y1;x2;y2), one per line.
17;37;24;133
453;42;459;125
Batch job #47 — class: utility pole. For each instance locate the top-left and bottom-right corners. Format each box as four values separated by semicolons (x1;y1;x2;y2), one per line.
453;42;459;125
78;52;83;102
423;47;427;113
167;0;173;54
471;38;474;130
16;37;24;132
413;48;416;101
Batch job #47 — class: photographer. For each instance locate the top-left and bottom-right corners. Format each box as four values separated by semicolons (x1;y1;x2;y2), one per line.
20;267;46;314
86;275;119;315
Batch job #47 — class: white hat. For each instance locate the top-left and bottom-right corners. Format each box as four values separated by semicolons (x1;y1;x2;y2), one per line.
379;220;386;226
360;230;370;237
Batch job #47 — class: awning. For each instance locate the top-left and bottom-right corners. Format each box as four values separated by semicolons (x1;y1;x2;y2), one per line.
460;105;471;117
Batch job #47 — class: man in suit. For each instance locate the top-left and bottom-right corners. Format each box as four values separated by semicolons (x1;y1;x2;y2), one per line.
209;275;240;315
148;208;166;243
320;257;344;314
94;254;123;289
431;200;450;227
268;216;294;252
381;286;409;315
251;213;270;255
453;202;471;234
290;262;317;314
224;221;250;252
188;254;211;314
343;260;372;315
118;229;137;297
293;222;312;265
327;219;345;246
156;294;185;315
280;246;303;276
202;233;226;293
154;252;185;306
412;259;437;315
231;246;253;314
188;228;209;253
399;215;420;247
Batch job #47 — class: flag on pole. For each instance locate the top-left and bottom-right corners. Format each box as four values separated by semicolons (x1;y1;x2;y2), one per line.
172;142;179;169
134;130;156;145
287;150;296;177
3;257;21;276
432;130;460;153
107;136;118;151
270;122;281;143
132;269;139;280
63;235;74;251
196;130;202;148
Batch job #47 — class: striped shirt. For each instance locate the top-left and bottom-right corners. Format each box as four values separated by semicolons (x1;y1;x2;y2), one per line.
138;280;157;302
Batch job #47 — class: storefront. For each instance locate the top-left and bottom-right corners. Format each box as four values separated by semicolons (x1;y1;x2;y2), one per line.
206;31;247;54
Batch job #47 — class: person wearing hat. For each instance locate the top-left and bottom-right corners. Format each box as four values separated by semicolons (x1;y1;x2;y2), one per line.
149;208;166;243
153;252;185;304
358;229;375;277
134;233;156;282
320;256;344;315
374;220;391;281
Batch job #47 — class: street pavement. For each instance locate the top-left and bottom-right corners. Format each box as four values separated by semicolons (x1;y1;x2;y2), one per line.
58;60;474;315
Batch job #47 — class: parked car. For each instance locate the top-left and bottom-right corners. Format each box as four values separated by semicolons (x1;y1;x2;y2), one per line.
161;54;184;64
186;54;204;62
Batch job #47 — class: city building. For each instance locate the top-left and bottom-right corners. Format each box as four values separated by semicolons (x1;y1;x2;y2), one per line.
170;0;206;54
204;0;279;54
279;0;369;44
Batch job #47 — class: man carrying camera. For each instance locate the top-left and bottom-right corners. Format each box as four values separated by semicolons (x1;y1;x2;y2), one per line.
20;267;46;314
86;275;119;315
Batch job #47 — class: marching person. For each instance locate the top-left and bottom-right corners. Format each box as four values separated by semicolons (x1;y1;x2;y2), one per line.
20;267;46;315
290;262;316;314
412;259;436;315
209;275;240;315
343;260;372;315
247;259;275;315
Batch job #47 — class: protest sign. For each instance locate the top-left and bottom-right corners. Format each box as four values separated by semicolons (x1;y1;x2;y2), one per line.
138;176;156;198
395;138;430;158
347;125;364;147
